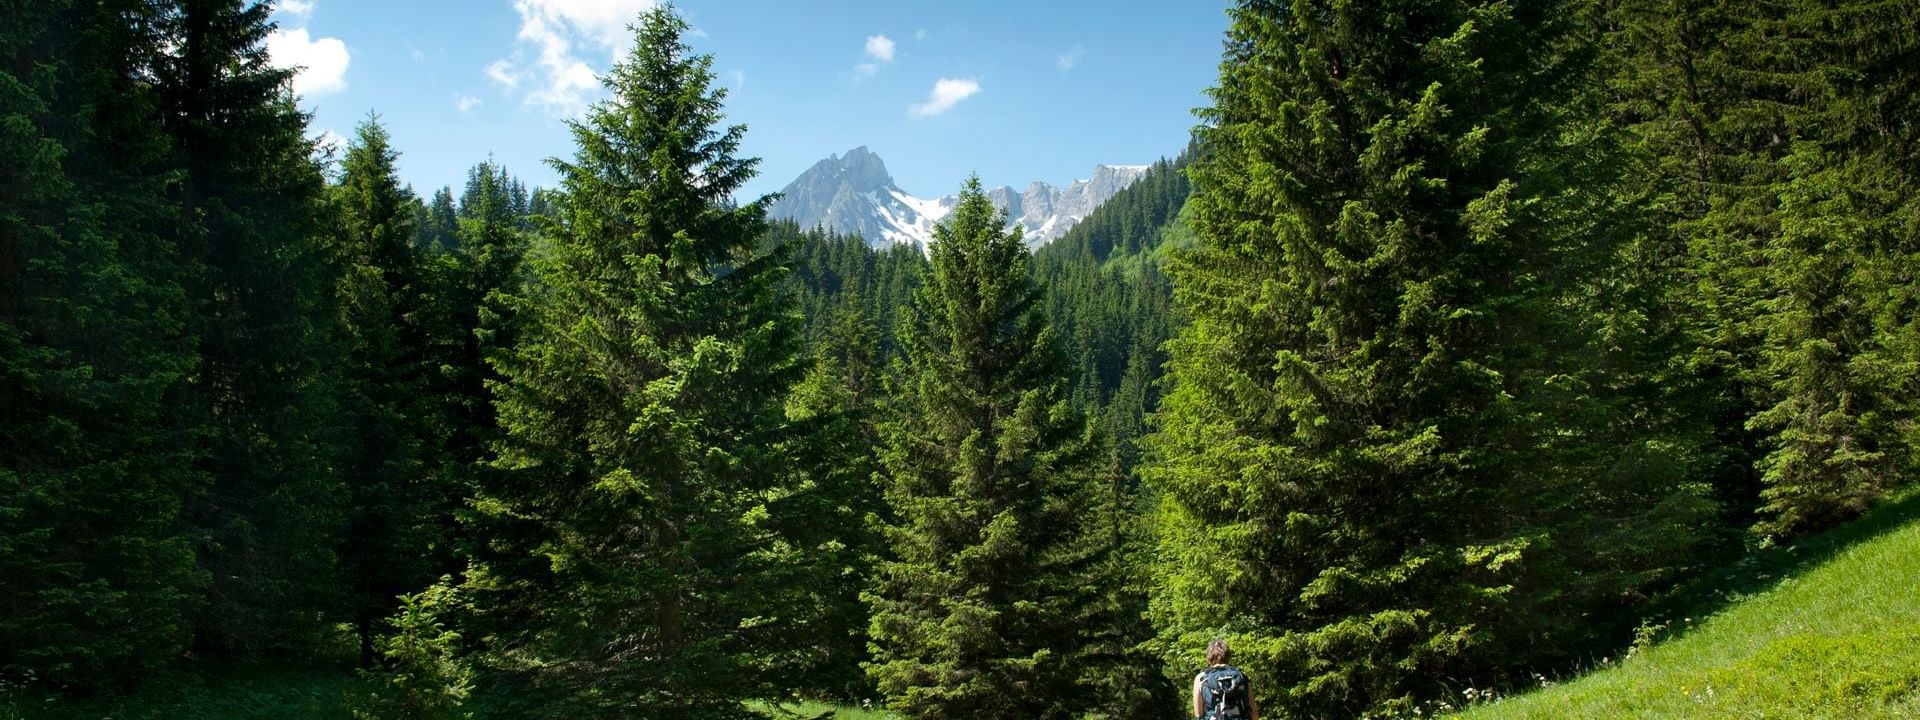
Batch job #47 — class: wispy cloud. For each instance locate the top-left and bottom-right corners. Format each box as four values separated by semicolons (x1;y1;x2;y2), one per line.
265;25;351;98
914;28;927;41
456;94;482;112
908;77;980;118
729;69;746;90
853;33;895;81
1057;46;1084;71
866;34;895;62
488;0;658;116
484;59;520;90
278;0;315;21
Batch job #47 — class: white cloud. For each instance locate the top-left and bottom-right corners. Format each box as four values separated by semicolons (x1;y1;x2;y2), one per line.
908;77;980;118
410;45;426;62
865;34;895;62
730;69;745;90
851;34;895;82
266;27;350;98
484;59;521;90
278;0;315;21
490;0;658;116
1057;46;1084;71
456;94;482;112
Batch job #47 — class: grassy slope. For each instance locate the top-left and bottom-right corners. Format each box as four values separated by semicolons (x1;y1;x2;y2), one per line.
1461;491;1920;719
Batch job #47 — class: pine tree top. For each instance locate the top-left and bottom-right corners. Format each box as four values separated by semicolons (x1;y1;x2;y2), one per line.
547;5;766;274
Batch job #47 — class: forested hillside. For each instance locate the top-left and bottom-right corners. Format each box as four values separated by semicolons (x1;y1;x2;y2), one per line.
3;1;1917;719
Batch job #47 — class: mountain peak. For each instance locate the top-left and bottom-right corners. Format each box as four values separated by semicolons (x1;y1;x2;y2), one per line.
769;147;1150;249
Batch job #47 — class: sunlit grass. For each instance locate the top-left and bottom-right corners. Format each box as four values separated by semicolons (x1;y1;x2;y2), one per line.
1460;491;1920;719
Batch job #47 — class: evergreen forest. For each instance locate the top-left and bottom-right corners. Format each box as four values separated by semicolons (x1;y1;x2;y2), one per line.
3;1;1918;718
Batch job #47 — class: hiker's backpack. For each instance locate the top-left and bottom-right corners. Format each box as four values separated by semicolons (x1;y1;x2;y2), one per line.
1199;665;1251;720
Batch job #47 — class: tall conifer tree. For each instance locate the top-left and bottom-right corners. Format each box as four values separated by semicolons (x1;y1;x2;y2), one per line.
867;179;1122;719
1608;0;1920;537
1739;0;1919;537
1148;1;1715;714
433;159;528;481
331;117;449;666
0;0;204;686
153;0;346;655
460;7;801;716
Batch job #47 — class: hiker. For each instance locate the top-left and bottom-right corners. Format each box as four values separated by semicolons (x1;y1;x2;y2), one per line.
1192;638;1258;720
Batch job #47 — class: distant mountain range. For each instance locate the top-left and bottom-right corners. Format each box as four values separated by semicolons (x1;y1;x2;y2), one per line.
768;146;1150;248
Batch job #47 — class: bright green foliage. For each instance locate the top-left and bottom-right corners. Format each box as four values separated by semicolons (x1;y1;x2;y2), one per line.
330;117;452;666
5;0;1919;709
1148;1;1717;715
0;0;204;686
152;0;349;656
460;7;801;717
1746;145;1915;538
1738;2;1920;538
352;580;473;720
866;179;1123;719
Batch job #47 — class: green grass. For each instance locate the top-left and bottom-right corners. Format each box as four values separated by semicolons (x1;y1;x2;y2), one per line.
1460;491;1920;719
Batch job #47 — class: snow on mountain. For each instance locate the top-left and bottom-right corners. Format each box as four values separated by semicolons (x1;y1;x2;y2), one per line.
768;146;1147;249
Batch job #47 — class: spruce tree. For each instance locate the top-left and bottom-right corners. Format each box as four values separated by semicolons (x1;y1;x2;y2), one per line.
1148;1;1715;714
331;116;449;666
1741;0;1919;537
866;178;1119;719
437;160;528;473
416;186;459;251
153;0;348;656
460;7;801;716
1746;147;1910;537
1608;0;1920;537
0;0;204;687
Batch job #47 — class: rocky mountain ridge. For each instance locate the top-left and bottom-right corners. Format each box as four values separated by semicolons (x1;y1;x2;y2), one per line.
769;146;1149;248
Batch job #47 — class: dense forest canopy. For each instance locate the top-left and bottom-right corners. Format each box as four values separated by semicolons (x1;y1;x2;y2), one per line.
2;1;1916;719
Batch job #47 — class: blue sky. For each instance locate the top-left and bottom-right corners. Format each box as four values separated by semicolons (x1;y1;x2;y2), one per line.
267;0;1230;201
